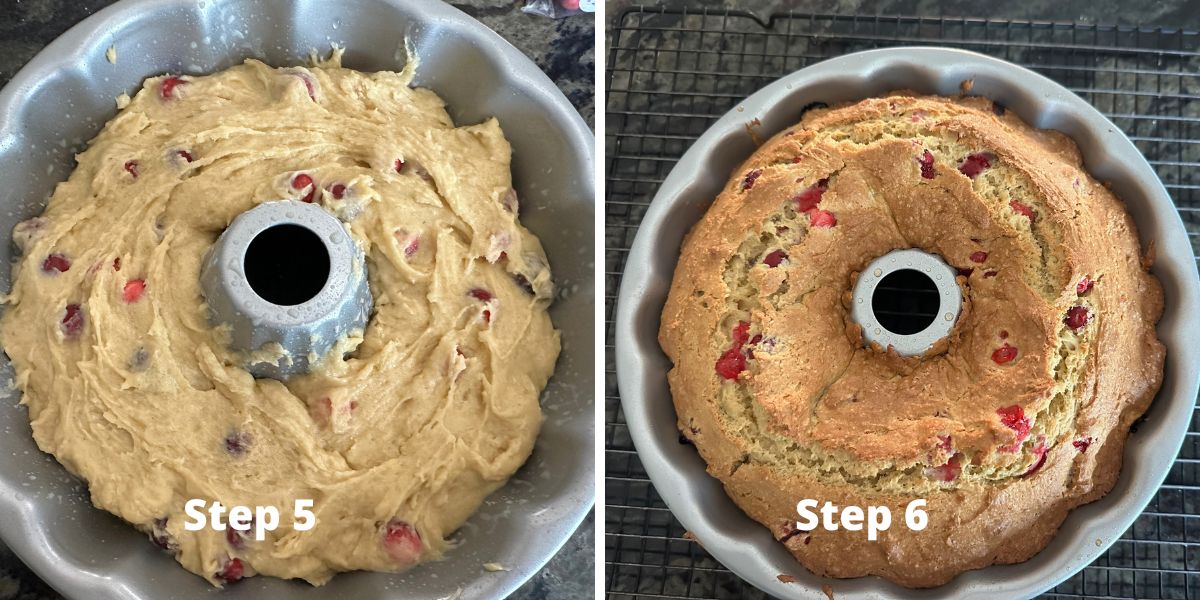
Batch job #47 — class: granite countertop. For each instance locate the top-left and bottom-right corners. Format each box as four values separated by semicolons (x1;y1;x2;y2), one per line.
0;1;594;599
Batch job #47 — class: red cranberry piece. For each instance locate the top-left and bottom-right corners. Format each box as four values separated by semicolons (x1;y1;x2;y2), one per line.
927;454;961;482
791;156;803;164
999;330;1009;339
763;250;787;267
482;309;492;323
123;279;146;303
160;76;185;100
113;257;122;271
969;251;988;263
124;160;139;178
1076;276;1093;296
714;348;746;380
394;159;405;173
225;517;253;549
936;434;953;451
731;321;751;347
996;404;1032;452
176;150;194;163
224;431;251;457
225;527;243;549
383;519;423;563
497;188;519;214
42;253;71;274
329;183;346;200
1073;437;1092;453
61;304;84;338
288;71;316;100
991;342;1017;364
468;288;492;302
958;152;995;178
917;149;935;179
1022;439;1049;477
216;557;244;584
808;209;836;228
956;267;974;277
793;178;829;212
741;169;762;191
309;397;334;427
715;321;754;379
1064;306;1090;331
1009;199;1035;221
291;173;315;203
149;517;174;551
394;230;420;258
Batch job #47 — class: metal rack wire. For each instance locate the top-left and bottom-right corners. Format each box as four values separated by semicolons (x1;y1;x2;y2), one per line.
604;8;1200;600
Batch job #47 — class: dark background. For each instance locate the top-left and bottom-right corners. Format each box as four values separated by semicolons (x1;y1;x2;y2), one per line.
607;0;1199;30
0;0;595;599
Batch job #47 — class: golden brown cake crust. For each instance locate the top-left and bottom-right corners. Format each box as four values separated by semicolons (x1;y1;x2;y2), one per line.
659;93;1164;587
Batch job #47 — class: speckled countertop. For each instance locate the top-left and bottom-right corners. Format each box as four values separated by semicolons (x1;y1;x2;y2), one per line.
0;1;594;599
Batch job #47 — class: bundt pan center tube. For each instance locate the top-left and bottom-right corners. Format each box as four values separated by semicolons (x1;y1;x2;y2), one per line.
851;248;961;356
615;47;1200;599
200;200;372;379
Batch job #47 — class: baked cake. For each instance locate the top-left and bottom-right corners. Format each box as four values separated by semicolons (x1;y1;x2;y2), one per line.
659;93;1164;587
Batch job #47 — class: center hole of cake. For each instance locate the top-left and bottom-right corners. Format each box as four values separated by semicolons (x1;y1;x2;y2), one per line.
871;269;940;335
244;224;330;306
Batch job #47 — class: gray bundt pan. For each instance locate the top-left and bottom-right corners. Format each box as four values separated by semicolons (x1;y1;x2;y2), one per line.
0;0;594;598
616;47;1200;599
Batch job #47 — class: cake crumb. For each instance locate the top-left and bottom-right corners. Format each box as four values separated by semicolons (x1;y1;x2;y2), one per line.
776;574;797;583
105;45;117;64
116;93;131;109
482;562;509;572
437;588;462;600
959;78;974;94
822;584;835;600
744;117;764;146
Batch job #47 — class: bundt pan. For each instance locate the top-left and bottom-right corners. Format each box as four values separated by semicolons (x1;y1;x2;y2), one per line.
0;0;594;598
616;47;1200;599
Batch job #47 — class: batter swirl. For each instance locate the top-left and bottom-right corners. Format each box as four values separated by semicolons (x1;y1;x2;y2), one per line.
0;51;558;586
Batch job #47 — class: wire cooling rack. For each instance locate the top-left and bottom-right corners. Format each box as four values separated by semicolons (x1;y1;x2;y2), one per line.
605;8;1200;600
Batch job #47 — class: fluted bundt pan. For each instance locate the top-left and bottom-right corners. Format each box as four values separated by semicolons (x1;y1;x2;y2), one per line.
616;47;1200;599
0;0;594;598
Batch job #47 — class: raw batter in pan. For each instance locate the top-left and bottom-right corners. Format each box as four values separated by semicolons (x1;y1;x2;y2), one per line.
0;49;559;586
